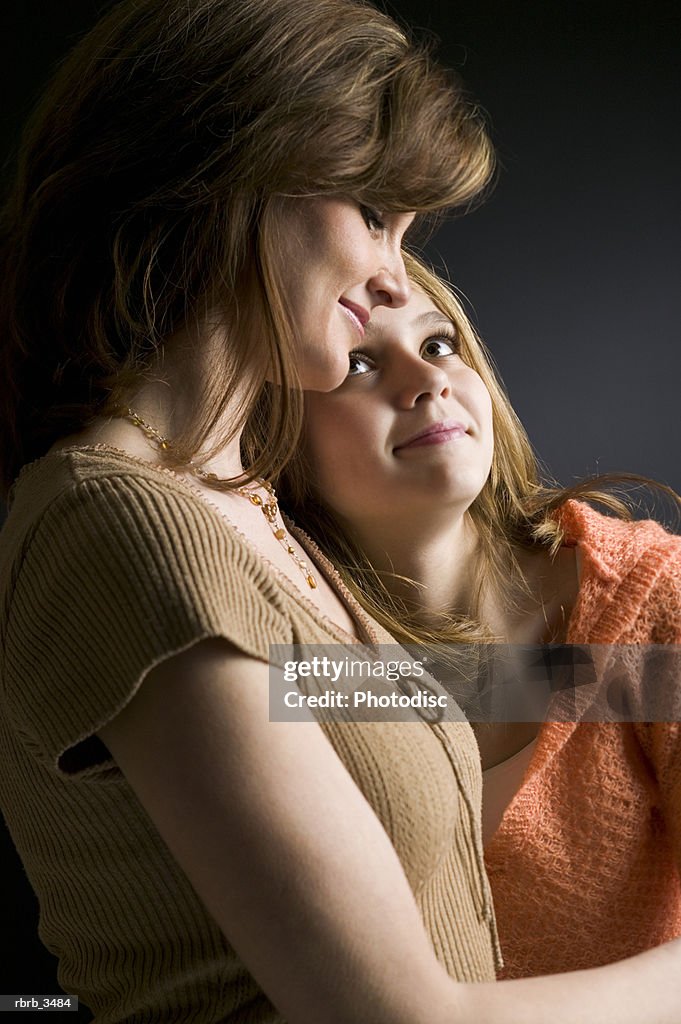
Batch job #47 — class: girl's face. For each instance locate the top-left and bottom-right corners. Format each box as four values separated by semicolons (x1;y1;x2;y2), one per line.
275;197;415;390
302;288;494;530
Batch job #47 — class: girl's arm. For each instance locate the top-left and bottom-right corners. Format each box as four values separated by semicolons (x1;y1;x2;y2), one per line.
454;943;681;1024
99;638;681;1024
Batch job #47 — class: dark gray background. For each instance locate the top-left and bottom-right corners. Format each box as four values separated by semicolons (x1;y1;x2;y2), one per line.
0;0;679;1007
2;0;680;501
387;0;680;503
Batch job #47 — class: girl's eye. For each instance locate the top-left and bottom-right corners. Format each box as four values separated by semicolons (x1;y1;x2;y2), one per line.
347;351;375;377
421;333;459;359
359;204;385;233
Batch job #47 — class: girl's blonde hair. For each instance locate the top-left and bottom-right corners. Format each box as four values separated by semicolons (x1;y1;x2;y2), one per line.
278;253;678;645
0;0;494;496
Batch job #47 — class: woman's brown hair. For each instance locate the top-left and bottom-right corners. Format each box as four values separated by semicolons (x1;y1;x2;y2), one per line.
279;252;681;647
0;0;494;498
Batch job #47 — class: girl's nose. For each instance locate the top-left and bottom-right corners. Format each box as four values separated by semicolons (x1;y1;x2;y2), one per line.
393;356;451;408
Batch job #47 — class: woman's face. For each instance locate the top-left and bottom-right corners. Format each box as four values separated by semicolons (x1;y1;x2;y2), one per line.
302;288;494;531
274;197;415;390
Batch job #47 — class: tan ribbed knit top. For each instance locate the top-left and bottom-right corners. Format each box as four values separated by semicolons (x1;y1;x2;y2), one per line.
0;447;499;1023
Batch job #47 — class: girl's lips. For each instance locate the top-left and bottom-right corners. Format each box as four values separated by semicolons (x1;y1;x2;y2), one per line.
338;298;369;336
394;421;468;450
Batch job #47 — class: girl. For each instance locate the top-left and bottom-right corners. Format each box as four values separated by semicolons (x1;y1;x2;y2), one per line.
284;252;681;983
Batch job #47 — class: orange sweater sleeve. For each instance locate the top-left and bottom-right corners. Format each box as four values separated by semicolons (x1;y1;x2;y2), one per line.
634;563;681;875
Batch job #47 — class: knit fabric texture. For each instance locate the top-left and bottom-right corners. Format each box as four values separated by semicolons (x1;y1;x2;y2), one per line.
0;446;499;1023
485;499;681;977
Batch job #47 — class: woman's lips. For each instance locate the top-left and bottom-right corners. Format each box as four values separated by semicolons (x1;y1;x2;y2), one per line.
338;298;369;336
394;421;468;451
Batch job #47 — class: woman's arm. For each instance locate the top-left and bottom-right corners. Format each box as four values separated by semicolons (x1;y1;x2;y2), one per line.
99;639;681;1024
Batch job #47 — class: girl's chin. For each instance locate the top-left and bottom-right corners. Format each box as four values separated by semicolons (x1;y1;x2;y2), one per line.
398;468;488;504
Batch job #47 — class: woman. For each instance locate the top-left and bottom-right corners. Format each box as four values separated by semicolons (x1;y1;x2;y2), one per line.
284;252;681;986
1;2;680;1023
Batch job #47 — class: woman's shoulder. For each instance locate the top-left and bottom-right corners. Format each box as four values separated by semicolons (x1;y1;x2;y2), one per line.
2;444;291;663
11;442;208;503
7;444;252;560
1;446;296;774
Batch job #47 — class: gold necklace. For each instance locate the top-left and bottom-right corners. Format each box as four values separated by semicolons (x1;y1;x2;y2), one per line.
123;407;317;589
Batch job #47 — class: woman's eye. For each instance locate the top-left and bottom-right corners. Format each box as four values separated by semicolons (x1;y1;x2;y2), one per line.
359;204;385;233
347;351;374;376
421;335;459;359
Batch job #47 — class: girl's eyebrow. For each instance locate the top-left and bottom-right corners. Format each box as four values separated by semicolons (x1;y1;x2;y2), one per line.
411;311;456;330
365;310;455;339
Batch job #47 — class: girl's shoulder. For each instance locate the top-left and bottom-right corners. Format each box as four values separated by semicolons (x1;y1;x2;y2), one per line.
559;499;681;644
558;498;681;578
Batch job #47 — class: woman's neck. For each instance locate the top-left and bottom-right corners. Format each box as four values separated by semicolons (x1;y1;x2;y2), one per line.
51;322;249;480
120;380;246;479
123;322;248;478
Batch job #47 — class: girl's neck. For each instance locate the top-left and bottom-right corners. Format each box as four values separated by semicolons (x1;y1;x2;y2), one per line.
352;510;579;645
352;510;486;624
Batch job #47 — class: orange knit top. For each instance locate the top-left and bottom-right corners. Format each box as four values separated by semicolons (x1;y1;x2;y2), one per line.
485;500;681;977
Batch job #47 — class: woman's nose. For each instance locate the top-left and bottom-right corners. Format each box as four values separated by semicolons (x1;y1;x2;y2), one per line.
367;251;411;309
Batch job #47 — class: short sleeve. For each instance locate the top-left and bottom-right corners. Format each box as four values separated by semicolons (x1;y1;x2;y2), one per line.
4;473;292;775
